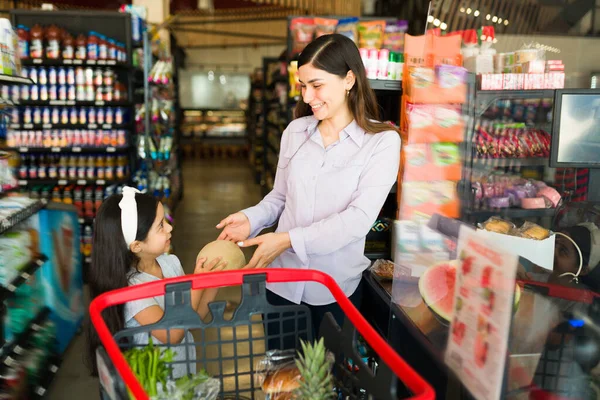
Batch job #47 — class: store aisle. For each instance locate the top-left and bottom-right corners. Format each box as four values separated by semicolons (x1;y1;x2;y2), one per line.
48;159;263;399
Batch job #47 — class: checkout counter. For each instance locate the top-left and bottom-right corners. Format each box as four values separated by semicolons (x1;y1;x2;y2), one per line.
361;264;600;399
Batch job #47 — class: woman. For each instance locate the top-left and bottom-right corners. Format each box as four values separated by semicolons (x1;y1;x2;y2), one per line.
216;34;401;340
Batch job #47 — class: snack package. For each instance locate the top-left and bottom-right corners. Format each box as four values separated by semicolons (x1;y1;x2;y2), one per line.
256;349;301;398
479;217;515;235
370;259;394;280
382;20;408;52
335;17;359;45
358;20;386;49
516;221;551;240
314;18;338;38
290;18;315;55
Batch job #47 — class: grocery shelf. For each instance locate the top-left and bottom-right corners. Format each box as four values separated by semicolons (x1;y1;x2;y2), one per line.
368;79;402;92
463;207;556;219
200;137;248;146
9;146;128;154
472;157;549;168
31;355;62;399
0;307;50;363
17;178;129;187
0;74;34;86
0;200;46;235
0;255;48;299
9;123;131;130
365;251;390;261
17;100;132;107
475;89;556;115
78;217;95;225
22;58;131;68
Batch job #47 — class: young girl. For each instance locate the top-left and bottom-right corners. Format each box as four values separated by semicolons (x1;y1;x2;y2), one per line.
86;187;227;378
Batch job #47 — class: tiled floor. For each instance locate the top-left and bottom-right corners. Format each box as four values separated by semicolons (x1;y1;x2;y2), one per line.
47;159;263;399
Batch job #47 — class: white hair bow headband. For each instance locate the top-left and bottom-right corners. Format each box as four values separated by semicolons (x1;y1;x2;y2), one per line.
118;186;140;248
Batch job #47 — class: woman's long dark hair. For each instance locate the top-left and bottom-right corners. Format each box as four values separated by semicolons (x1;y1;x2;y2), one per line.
295;33;400;135
85;192;159;375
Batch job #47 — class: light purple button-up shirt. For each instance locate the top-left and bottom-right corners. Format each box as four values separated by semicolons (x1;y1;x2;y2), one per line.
242;115;401;305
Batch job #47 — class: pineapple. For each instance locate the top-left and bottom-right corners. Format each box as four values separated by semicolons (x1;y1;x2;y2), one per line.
295;338;335;400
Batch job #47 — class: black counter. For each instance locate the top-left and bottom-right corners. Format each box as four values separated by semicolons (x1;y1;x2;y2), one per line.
360;270;600;399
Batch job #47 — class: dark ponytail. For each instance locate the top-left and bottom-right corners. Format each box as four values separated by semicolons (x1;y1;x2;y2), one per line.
84;192;158;375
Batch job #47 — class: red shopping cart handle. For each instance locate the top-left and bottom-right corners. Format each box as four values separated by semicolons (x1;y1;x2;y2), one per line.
518;280;600;304
90;268;435;400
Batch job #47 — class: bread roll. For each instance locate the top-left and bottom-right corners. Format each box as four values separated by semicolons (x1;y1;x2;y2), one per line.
262;365;302;394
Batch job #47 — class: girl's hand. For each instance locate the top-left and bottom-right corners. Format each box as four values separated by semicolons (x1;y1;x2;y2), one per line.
238;232;291;269
216;212;251;242
195;256;228;274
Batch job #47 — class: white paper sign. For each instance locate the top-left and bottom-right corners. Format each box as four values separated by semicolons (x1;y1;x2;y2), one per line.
445;226;519;400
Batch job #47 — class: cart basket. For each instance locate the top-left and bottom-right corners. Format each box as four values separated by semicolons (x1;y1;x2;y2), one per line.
90;268;435;400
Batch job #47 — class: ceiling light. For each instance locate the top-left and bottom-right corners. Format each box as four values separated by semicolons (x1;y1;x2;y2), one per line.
466;8;472;14
219;75;226;84
486;14;491;20
433;18;441;26
460;7;465;12
493;38;498;43
498;18;503;24
427;15;434;23
481;35;486;40
441;22;448;30
474;10;480;16
492;16;498;22
504;20;509;25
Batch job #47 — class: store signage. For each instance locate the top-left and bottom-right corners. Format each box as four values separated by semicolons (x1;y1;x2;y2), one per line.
445;226;518;400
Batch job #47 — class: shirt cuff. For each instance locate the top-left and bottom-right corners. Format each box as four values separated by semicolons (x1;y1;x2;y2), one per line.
288;227;308;265
240;206;265;238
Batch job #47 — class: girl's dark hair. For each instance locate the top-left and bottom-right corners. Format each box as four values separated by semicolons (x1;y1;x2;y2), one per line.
295;33;400;135
85;192;159;375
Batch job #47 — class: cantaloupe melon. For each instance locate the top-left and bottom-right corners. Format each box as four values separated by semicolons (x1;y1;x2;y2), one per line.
196;240;246;270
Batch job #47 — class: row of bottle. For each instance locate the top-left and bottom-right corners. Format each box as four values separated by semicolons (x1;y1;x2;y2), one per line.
24;66;118;86
7;129;127;148
17;24;127;62
3;83;126;104
11;106;126;126
17;154;129;181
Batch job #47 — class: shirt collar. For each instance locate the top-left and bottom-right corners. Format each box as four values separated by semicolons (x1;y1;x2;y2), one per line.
306;116;365;148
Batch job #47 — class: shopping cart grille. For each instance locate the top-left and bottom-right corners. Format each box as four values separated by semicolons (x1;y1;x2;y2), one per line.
96;272;424;400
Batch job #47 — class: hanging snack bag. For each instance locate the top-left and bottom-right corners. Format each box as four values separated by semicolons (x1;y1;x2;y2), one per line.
383;20;408;52
315;18;338;38
336;17;360;45
358;20;386;50
290;18;315;55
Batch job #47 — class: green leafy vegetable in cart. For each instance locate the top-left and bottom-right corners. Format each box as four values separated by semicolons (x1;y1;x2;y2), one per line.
123;339;175;398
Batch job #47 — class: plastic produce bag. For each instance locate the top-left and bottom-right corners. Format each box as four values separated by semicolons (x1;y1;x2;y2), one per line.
151;372;220;400
255;349;301;397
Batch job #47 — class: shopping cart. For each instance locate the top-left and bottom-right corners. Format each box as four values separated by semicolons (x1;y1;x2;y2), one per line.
90;268;435;400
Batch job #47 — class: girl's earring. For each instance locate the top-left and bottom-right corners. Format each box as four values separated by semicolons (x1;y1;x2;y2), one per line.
346;89;350;96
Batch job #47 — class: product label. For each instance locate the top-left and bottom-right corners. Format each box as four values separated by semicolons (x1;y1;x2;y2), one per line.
31;39;43;58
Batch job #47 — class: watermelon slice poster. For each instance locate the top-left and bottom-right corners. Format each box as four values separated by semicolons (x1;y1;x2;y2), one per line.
444;226;519;400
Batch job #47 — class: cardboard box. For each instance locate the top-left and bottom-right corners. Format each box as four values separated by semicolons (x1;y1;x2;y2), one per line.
474;229;555;271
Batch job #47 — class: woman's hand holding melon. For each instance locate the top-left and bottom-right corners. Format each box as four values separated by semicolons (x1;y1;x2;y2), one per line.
238;232;291;269
216;212;251;242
